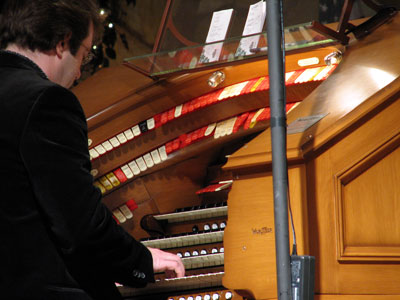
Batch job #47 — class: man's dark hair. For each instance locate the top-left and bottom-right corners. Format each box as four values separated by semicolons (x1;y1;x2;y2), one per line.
0;0;102;55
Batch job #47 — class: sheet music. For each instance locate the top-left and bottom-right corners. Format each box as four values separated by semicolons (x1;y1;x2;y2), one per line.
235;0;266;57
199;8;233;63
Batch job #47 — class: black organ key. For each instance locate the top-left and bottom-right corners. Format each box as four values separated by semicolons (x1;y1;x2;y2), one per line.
138;121;148;133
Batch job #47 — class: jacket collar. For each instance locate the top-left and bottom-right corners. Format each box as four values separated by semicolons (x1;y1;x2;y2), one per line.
0;50;49;80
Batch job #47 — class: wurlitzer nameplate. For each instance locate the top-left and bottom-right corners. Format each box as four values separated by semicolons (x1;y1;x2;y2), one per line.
290;255;315;300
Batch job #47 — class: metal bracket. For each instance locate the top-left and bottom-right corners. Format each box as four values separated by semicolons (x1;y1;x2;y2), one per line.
311;0;397;45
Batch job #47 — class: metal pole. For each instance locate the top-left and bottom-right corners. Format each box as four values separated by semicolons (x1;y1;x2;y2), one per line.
266;0;292;300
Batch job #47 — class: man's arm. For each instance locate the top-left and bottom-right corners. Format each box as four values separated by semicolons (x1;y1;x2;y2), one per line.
19;85;168;286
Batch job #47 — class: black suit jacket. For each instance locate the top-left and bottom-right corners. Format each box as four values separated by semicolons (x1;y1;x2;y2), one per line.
0;51;154;300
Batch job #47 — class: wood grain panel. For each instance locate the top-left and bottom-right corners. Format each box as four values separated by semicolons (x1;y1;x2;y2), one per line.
335;133;400;261
223;173;277;300
223;165;309;299
307;98;400;295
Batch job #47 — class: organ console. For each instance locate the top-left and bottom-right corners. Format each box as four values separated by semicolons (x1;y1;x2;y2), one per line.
73;3;400;300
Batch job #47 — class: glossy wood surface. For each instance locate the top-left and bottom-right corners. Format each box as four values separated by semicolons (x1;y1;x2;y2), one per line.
223;14;400;299
224;15;400;170
74;46;340;147
223;165;309;300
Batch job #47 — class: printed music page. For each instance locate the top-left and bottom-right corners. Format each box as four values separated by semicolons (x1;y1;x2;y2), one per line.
199;8;234;63
235;0;266;57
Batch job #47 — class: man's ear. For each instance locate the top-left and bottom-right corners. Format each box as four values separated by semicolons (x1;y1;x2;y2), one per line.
55;34;72;58
55;40;65;59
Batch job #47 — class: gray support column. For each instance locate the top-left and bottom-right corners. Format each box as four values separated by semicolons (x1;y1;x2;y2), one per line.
266;0;292;299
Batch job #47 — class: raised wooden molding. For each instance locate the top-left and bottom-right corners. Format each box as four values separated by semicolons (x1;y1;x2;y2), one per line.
335;132;400;262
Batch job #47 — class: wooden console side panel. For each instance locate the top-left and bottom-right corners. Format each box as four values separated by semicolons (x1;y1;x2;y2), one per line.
307;95;400;295
223;165;309;300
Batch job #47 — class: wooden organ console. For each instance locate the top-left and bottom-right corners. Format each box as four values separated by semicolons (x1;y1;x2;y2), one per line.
73;11;400;300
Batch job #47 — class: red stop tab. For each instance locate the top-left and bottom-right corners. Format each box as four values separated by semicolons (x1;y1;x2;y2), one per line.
113;168;128;183
126;199;138;211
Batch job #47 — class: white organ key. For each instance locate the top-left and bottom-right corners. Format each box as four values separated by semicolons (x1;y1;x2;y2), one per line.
121;164;134;179
200;273;212;288
119;204;133;219
94;144;106;155
192;258;201;269
102;140;113;151
117;133;127;144
143;153;154;168
118;272;224;297
147;117;155;130
135;157;147;172
164;237;174;249
174;104;183;117
128;160;140;175
109;137;120;148
204;232;213;244
200;254;210;267
153;206;227;223
175;236;183;248
181;234;191;247
131;125;141;136
89;148;99;159
183;258;192;269
141;231;223;249
192;234;201;246
151;149;161;164
212;231;220;243
168;236;177;248
124;128;134;140
157;238;168;249
158;145;168;161
112;208;126;223
205;123;216;136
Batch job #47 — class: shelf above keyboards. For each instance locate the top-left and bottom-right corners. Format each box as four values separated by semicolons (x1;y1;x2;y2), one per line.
141;231;224;249
153;206;228;223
